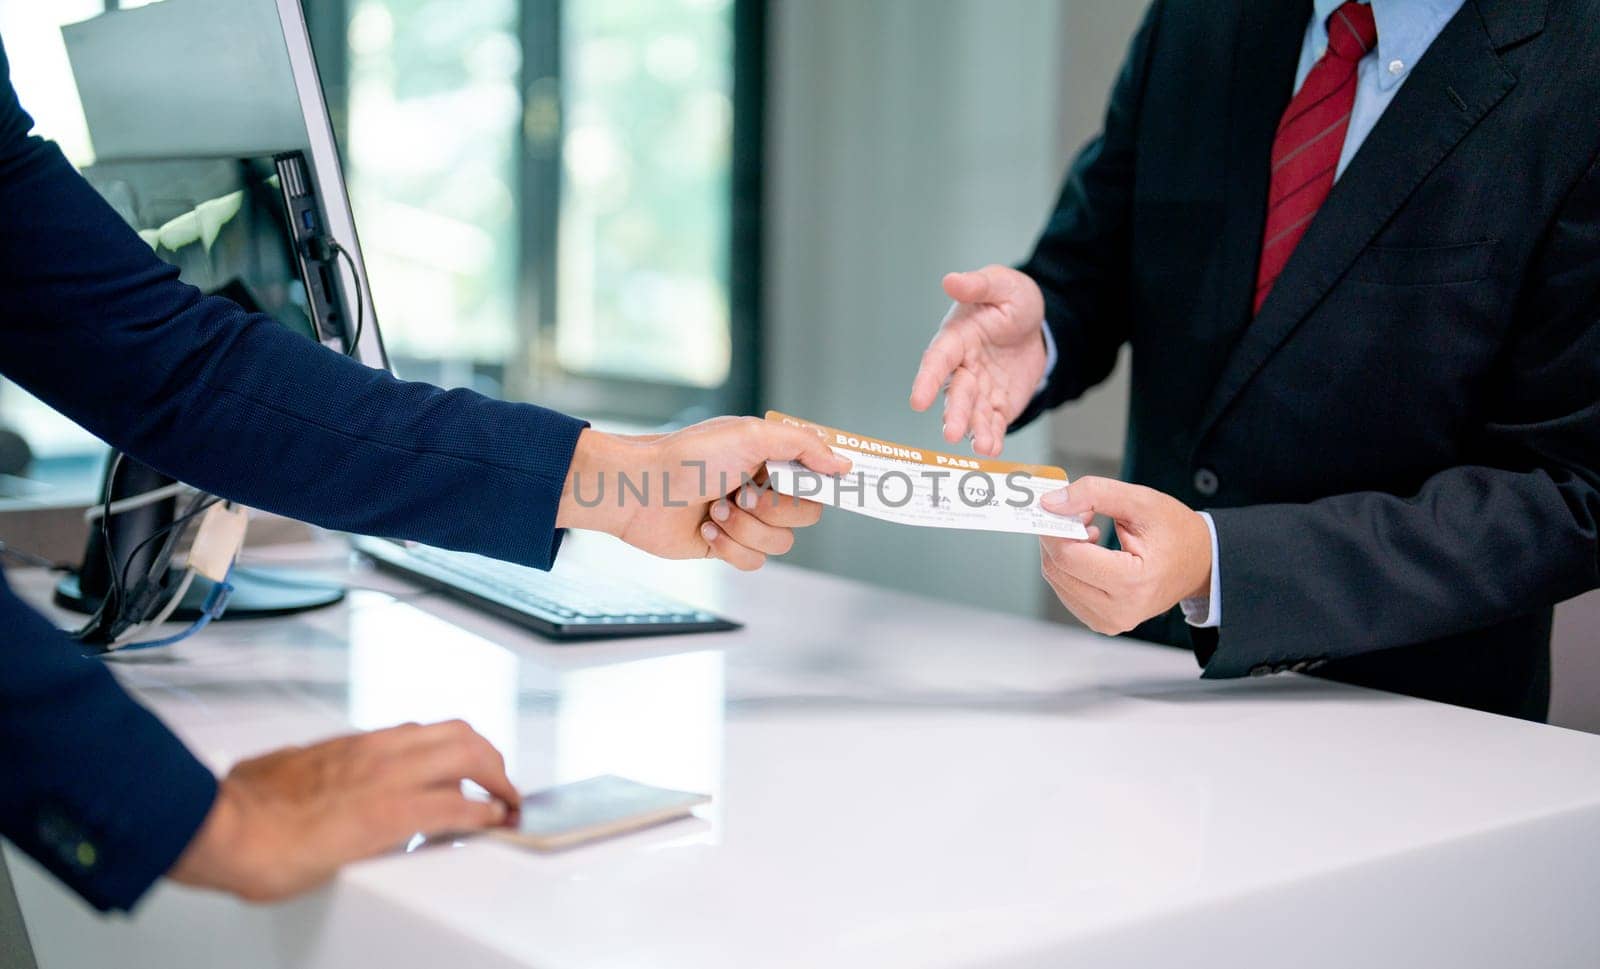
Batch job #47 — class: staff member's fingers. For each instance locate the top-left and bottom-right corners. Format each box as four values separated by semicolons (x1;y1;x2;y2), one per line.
330;789;511;865
398;790;512;839
383;720;521;809
748;419;852;476
325;719;426;758
911;327;965;412
710;499;796;555
942;367;980;443
737;486;824;527
700;520;766;571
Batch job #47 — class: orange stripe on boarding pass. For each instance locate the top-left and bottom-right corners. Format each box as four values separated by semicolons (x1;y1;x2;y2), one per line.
764;411;1069;482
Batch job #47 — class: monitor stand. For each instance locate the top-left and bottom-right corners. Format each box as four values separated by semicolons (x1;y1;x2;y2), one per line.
55;453;344;624
55;567;344;621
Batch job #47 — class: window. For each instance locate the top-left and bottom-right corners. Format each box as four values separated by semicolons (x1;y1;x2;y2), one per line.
312;0;763;423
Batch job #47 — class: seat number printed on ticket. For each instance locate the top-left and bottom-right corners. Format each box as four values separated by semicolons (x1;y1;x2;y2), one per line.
762;411;1088;540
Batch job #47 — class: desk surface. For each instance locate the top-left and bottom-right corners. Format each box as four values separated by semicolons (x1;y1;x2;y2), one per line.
11;534;1600;968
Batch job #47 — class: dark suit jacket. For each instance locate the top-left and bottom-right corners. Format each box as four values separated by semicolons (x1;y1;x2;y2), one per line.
0;40;586;911
1014;0;1600;720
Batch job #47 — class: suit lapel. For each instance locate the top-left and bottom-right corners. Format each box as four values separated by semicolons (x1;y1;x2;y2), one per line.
1209;0;1309;353
1194;0;1525;444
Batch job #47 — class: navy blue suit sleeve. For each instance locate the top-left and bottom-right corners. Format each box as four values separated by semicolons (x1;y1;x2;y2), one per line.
0;34;216;917
0;569;219;913
0;36;583;913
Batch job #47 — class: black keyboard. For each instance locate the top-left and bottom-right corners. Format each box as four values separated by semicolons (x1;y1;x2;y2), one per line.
353;537;739;640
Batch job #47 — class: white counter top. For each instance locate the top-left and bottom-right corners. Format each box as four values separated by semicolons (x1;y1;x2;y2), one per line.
10;533;1600;968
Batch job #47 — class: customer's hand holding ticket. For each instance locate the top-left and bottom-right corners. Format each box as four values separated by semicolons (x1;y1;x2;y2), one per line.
761;411;1088;540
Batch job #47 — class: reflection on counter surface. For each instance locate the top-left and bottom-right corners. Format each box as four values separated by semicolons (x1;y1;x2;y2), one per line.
349;600;727;832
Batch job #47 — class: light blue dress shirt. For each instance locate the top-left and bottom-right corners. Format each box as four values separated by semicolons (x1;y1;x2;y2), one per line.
1037;0;1465;629
1299;0;1467;180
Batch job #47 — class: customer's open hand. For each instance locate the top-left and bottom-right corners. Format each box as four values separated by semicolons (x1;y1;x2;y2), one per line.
557;417;851;570
909;266;1049;457
1038;477;1212;636
169;720;518;902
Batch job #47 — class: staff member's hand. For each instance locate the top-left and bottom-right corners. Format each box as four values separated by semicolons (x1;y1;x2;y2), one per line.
1038;477;1212;636
557;416;851;571
169;720;518;902
909;265;1048;457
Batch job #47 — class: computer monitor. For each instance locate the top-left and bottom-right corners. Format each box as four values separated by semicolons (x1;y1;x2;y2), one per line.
56;0;384;368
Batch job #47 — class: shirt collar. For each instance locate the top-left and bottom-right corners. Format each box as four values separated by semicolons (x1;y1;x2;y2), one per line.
1312;0;1467;92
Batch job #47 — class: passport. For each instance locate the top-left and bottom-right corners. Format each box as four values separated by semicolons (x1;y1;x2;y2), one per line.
492;775;709;852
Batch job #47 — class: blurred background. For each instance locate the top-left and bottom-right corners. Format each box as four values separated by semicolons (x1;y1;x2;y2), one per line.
0;0;1593;729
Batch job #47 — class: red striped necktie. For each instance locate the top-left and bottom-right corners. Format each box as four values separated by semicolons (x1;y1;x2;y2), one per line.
1253;1;1378;315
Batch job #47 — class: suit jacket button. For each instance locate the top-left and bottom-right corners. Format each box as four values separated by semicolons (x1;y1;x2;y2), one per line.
37;811;95;870
1249;664;1272;677
1193;468;1220;497
1289;661;1310;673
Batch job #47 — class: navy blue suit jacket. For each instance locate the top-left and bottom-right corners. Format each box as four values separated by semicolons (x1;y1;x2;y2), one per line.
0;39;586;911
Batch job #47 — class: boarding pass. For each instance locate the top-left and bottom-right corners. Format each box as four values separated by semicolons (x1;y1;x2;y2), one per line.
762;411;1088;540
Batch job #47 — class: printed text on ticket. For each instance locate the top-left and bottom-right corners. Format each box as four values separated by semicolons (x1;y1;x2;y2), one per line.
762;411;1089;540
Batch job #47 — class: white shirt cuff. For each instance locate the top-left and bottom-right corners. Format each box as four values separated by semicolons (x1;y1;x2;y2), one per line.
1179;510;1222;628
1035;320;1059;395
